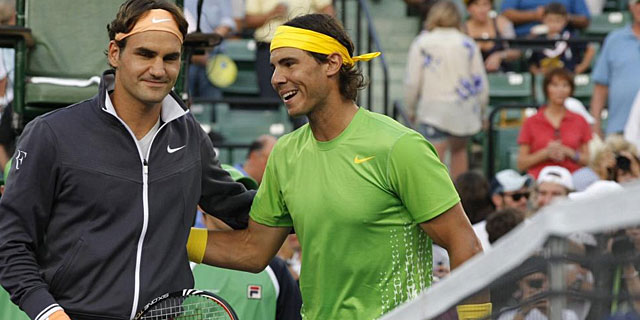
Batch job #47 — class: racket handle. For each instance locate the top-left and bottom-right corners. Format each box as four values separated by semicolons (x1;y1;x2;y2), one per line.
48;310;71;320
187;227;208;263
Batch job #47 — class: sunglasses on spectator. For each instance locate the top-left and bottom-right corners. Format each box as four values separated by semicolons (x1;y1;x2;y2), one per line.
502;192;530;201
525;278;545;289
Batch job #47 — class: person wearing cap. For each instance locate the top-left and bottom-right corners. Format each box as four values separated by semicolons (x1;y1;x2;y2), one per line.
535;165;574;209
192;165;302;320
0;1;255;319
188;13;489;320
491;169;533;213
404;0;489;179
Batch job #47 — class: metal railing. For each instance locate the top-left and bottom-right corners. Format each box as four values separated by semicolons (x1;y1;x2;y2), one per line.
334;0;391;117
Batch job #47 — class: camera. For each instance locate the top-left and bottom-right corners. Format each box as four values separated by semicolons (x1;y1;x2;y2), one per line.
615;154;632;173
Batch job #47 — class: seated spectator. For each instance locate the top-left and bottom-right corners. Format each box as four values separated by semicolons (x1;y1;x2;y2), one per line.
500;0;590;37
491;169;533;214
485;207;526;244
528;2;595;75
455;171;495;251
517;68;591;178
463;0;521;72
534;165;574;209
602;135;640;184
233;135;277;184
404;0;488;178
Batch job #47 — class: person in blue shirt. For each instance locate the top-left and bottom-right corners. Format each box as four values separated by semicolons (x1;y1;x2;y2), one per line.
590;0;640;137
500;0;590;36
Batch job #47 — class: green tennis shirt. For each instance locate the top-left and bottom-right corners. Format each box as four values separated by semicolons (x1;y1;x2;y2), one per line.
250;108;460;319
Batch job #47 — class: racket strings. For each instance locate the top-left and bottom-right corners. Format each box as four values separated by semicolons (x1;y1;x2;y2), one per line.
139;296;232;320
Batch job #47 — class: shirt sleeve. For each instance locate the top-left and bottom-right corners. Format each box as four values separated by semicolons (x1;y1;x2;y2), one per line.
387;132;460;223
0;118;63;320
570;0;590;18
249;143;292;227
198;131;255;230
579;117;593;144
500;0;519;12
591;34;613;86
218;0;237;31
269;257;302;320
517;117;533;145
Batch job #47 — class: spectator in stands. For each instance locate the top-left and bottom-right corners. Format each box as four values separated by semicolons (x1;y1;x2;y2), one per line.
184;0;237;99
500;0;590;37
404;1;489;178
534;165;574;209
234;134;277;184
0;1;255;319
491;169;533;213
590;0;640;138
485;207;526;244
463;0;521;72
528;3;595;75
189;13;490;319
193;165;302;320
0;0;16;170
517;68;591;178
602;135;640;183
245;0;334;100
455;171;495;251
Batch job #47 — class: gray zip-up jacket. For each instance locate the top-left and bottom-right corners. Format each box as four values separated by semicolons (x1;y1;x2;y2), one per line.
0;70;255;320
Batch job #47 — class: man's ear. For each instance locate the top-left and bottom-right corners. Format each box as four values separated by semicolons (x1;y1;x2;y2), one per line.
107;40;121;69
325;53;343;77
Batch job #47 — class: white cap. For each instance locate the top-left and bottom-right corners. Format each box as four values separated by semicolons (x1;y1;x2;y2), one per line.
492;169;533;194
568;180;624;201
537;166;574;191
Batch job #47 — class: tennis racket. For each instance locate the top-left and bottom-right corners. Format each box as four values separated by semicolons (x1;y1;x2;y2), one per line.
134;289;239;320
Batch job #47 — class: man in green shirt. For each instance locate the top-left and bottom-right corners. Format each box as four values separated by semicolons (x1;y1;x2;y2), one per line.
189;13;488;319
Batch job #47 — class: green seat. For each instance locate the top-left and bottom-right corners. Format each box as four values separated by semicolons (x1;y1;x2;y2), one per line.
0;287;30;320
484;126;522;175
12;1;122;126
222;39;259;96
585;12;631;37
488;72;533;105
216;104;291;145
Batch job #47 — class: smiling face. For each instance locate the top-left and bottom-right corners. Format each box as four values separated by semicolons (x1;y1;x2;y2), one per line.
270;47;332;118
108;30;182;109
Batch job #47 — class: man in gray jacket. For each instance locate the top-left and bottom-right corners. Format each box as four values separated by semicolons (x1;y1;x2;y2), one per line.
0;1;254;319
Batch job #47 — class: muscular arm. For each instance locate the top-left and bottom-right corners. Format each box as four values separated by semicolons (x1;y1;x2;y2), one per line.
420;202;488;303
202;218;291;273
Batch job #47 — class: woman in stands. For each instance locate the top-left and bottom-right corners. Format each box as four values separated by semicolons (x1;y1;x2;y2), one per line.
404;0;488;179
463;0;520;72
517;67;592;178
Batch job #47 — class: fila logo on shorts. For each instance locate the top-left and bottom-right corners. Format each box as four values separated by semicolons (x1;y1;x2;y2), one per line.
247;285;262;299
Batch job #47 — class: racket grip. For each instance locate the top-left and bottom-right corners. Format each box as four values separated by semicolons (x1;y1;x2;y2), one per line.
187;227;208;263
456;303;492;320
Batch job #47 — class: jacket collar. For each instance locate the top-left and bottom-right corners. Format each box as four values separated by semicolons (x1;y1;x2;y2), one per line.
98;69;188;124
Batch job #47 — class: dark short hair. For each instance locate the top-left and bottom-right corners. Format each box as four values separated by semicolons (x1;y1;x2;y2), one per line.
455;171;495;224
544;2;568;16
465;0;493;7
283;14;366;102
543;67;575;99
485;208;525;244
106;0;188;68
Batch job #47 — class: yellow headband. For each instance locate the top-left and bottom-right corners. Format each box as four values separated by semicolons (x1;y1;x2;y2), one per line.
115;9;183;43
270;25;380;66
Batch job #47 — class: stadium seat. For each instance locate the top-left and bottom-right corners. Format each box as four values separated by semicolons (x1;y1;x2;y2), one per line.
221;39;260;96
488;72;533;127
10;1;122;128
483;125;522;175
585;11;631;37
0;286;29;320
